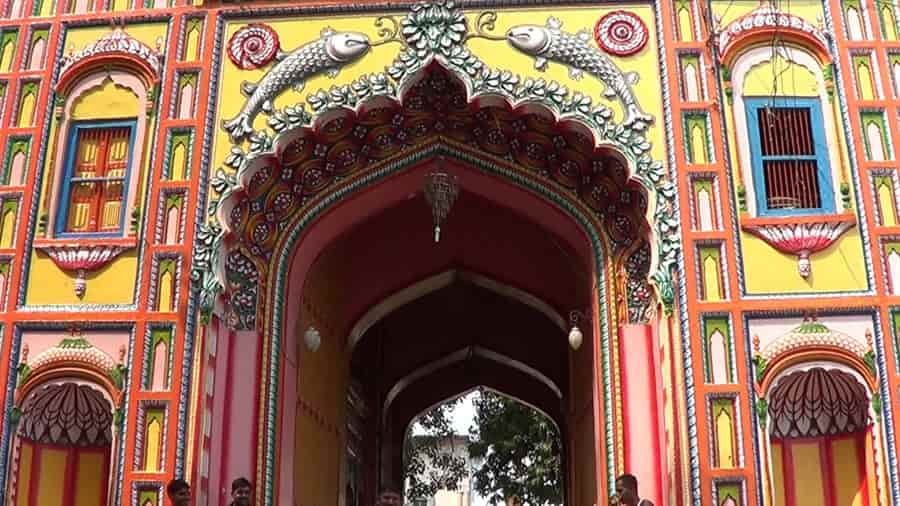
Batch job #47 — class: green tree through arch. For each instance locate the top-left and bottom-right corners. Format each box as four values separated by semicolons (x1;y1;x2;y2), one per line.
404;390;563;505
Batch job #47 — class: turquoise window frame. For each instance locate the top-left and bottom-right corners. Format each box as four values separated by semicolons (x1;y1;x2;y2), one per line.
55;119;137;238
744;97;835;216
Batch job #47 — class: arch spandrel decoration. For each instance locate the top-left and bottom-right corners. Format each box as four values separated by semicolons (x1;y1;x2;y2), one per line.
193;0;681;331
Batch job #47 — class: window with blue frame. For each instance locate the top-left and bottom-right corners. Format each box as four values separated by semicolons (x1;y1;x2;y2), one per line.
57;120;136;236
744;97;835;216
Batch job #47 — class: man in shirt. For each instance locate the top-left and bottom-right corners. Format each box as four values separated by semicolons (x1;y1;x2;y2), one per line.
166;478;191;506
230;477;252;506
376;486;403;506
613;474;653;506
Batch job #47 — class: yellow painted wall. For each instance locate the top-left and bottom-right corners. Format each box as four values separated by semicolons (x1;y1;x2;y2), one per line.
70;78;141;120
25;250;138;305
742;230;867;293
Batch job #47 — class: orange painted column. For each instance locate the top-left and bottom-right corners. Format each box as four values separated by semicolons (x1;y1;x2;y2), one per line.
619;323;665;505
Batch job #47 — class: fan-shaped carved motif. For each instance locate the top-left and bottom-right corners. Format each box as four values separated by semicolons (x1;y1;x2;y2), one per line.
18;382;113;447
768;367;869;440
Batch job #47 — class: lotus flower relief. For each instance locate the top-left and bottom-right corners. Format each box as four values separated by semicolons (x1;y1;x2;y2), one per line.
35;243;133;298
741;218;856;279
401;0;468;58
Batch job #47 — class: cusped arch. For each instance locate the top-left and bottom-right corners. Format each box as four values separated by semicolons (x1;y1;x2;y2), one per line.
727;43;843;217
404;385;563;438
44;30;161;239
384;345;564;419
210;63;659;332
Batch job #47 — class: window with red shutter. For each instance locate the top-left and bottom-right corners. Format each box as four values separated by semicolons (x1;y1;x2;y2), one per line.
59;122;133;235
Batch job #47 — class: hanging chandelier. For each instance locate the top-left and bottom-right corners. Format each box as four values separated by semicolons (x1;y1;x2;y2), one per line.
423;157;459;243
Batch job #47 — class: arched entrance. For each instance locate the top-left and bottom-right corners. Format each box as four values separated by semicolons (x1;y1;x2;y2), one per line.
4;331;125;506
289;173;597;503
198;7;678;499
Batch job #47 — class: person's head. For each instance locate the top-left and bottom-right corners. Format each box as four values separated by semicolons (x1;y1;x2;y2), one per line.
231;477;252;505
377;487;402;506
166;479;191;506
615;474;639;504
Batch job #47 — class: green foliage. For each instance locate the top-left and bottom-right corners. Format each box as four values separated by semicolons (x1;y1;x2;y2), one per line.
15;362;30;388
404;398;468;500
109;364;127;390
469;391;562;505
872;393;882;422
756;397;768;428
403;391;563;505
863;350;877;378
751;354;767;385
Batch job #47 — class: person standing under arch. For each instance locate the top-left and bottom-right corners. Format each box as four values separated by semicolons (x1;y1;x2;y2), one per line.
230;477;252;505
611;474;653;506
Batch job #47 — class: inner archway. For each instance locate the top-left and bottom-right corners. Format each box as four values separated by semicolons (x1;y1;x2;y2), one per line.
292;182;599;506
403;388;564;506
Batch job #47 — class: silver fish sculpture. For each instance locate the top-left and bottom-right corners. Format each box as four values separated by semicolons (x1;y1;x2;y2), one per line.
223;28;372;142
506;17;653;131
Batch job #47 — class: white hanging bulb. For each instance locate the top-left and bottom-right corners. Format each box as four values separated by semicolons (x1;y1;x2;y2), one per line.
304;326;321;352
568;325;583;351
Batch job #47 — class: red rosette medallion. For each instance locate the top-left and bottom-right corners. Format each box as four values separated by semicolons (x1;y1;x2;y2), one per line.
228;24;280;70
594;11;649;57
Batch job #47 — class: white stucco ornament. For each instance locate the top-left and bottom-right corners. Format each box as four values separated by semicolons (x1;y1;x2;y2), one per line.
59;28;163;76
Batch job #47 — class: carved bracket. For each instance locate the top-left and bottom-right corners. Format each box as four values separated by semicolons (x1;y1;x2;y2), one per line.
35;242;134;298
741;216;856;278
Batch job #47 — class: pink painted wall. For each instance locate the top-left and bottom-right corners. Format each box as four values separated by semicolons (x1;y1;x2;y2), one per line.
619;323;665;505
208;327;260;504
21;329;129;366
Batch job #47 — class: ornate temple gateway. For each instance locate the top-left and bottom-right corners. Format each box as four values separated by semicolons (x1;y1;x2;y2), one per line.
0;0;899;505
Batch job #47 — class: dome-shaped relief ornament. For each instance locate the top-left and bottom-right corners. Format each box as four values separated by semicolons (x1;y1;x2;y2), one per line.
228;24;281;70
593;11;649;57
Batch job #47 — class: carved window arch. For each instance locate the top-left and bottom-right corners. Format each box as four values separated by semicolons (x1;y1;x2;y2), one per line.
763;363;880;506
43;31;160;240
729;46;842;218
8;382;116;505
